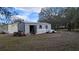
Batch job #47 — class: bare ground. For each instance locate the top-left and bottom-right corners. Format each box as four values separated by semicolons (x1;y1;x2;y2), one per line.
0;31;79;51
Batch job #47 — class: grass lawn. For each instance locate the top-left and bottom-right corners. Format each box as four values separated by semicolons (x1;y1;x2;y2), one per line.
0;31;79;51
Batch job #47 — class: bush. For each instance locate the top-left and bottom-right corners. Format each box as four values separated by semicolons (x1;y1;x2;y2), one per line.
0;31;6;34
13;31;26;36
46;32;50;33
21;32;26;36
13;32;18;36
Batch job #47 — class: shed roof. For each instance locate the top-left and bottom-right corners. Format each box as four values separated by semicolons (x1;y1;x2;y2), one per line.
9;22;51;25
24;22;50;25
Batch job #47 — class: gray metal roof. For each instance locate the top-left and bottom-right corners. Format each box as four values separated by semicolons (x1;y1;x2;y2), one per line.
8;21;51;25
24;22;50;25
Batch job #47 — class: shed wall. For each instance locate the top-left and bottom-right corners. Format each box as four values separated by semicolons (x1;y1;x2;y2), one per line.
8;22;51;34
36;24;51;34
25;24;30;34
8;23;18;33
18;22;25;32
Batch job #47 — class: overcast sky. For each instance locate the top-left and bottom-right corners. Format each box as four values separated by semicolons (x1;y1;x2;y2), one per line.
15;7;42;22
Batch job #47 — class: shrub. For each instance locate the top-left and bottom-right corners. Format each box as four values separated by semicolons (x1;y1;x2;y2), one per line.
13;31;26;36
0;31;6;34
46;32;50;33
13;32;18;36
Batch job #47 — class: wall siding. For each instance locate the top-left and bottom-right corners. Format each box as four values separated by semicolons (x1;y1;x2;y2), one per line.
18;22;25;32
25;24;30;34
36;24;51;34
8;22;51;34
8;23;18;33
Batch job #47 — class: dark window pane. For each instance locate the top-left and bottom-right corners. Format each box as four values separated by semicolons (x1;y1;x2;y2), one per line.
39;25;42;29
46;25;48;29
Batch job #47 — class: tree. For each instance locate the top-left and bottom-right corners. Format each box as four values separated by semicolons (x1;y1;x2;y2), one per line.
0;7;18;24
38;7;79;31
38;7;65;29
11;15;24;23
64;7;79;30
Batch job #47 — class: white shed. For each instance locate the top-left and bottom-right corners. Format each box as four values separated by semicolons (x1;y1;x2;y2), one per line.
8;22;51;34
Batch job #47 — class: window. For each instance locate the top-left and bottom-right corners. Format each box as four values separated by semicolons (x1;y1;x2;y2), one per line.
39;25;42;29
46;25;48;29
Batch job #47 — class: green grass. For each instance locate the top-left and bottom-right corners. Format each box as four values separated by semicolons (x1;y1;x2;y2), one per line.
0;31;79;51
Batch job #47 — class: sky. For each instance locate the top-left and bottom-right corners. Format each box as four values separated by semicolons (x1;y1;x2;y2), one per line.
14;7;42;22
